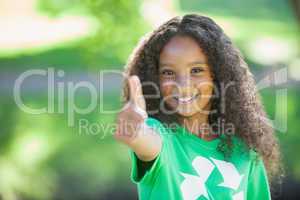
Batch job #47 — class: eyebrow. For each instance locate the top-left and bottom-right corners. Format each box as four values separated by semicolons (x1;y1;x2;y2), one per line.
159;61;208;66
188;61;207;66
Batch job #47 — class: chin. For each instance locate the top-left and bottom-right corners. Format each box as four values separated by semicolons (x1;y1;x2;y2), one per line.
175;102;210;118
176;106;199;117
177;112;195;117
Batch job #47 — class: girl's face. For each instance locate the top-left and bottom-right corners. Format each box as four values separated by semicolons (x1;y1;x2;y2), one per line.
159;35;214;117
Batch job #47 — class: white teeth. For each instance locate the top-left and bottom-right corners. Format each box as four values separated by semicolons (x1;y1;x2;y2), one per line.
178;96;193;102
174;94;199;103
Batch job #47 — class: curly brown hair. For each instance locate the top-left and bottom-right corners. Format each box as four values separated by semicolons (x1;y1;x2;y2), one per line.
121;14;283;185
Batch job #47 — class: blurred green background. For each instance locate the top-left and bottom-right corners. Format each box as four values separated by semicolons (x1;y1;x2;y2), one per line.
0;0;299;199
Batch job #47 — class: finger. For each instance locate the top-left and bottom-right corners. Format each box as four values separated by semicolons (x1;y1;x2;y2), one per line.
128;75;147;119
132;104;148;119
128;75;143;105
120;101;131;112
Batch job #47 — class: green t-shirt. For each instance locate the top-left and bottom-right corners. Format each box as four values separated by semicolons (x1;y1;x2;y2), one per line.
129;117;271;200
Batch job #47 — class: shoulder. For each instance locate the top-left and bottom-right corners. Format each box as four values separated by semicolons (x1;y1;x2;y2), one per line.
229;135;260;160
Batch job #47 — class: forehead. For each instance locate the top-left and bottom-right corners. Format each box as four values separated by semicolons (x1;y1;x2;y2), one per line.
159;35;208;65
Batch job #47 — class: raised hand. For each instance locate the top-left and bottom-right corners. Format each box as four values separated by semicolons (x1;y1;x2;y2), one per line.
114;75;148;144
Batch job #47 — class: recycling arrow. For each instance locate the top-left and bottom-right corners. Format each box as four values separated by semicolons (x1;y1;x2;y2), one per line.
180;156;215;199
180;156;244;200
210;158;244;190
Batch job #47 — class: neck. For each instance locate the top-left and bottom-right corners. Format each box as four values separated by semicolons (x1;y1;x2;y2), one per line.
177;104;218;141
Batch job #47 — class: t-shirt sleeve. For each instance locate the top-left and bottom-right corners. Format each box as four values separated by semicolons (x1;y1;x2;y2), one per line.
129;117;169;185
247;151;271;200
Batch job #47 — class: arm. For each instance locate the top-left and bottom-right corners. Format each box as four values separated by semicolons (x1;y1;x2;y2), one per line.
114;75;162;162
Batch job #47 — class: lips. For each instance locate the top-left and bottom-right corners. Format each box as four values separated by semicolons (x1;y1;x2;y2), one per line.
174;93;200;104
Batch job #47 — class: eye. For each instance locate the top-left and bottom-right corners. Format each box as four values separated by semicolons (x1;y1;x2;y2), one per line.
191;67;204;74
161;69;174;76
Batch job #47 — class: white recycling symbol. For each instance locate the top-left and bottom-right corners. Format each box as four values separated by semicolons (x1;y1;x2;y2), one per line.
180;156;244;200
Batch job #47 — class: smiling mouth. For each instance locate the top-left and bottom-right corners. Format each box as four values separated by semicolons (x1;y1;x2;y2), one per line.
173;93;200;104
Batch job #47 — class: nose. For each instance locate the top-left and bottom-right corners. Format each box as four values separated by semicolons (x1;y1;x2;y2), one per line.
176;74;191;87
176;75;193;95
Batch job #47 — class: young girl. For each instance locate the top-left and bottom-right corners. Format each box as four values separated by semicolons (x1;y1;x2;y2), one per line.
114;14;282;200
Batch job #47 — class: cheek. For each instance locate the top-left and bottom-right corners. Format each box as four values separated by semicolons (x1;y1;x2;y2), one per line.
196;79;214;98
160;80;175;97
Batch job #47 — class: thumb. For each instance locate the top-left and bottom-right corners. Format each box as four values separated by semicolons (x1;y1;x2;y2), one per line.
128;75;147;118
128;75;143;105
